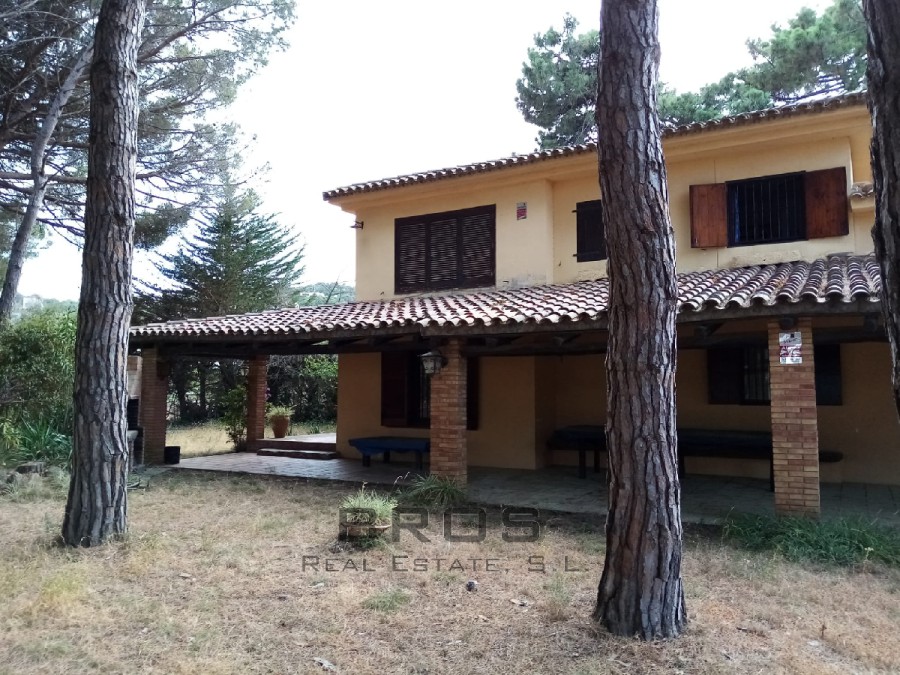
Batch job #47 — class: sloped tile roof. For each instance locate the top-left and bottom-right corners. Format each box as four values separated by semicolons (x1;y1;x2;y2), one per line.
323;93;867;200
130;254;880;343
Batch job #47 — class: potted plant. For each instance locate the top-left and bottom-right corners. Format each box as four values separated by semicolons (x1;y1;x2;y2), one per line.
339;486;397;539
267;404;293;439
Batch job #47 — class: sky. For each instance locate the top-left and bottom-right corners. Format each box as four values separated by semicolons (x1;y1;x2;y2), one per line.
21;0;831;301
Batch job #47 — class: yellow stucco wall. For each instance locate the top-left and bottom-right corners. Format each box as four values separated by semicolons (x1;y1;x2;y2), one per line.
352;180;555;301
337;353;545;470
337;341;900;485
334;106;874;300
330;105;899;486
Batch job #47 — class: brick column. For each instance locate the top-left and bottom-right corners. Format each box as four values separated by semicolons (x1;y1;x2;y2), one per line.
768;318;820;516
429;339;467;485
138;348;169;465
245;356;268;451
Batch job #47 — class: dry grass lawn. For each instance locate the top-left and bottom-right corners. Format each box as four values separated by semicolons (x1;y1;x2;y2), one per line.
168;420;336;459
1;471;899;674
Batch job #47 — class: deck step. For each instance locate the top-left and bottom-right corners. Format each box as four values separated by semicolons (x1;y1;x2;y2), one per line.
257;448;339;460
253;438;336;452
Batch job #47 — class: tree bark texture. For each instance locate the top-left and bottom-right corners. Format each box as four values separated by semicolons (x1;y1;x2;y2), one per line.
0;45;94;324
592;0;686;639
62;0;145;547
864;0;900;419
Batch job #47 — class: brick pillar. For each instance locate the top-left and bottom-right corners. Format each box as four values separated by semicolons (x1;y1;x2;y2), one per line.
768;318;820;516
429;339;467;485
138;348;168;465
245;356;268;451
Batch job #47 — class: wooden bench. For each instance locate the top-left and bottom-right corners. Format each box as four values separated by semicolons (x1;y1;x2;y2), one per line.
546;425;606;479
348;436;430;470
547;425;843;487
678;428;843;491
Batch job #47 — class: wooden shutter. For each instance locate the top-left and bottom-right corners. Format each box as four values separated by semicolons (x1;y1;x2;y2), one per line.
381;351;410;427
707;348;743;404
466;357;480;430
690;183;728;248
575;199;606;262
805;167;849;239
460;207;495;288
428;217;460;289
814;344;842;406
395;219;427;293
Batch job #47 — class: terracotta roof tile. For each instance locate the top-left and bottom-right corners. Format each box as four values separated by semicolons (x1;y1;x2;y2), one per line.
130;254;880;343
323;93;867;200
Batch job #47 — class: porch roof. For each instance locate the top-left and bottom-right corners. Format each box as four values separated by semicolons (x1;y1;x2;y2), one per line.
130;254;880;350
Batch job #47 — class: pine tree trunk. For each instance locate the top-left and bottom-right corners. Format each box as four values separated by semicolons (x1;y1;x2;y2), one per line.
592;0;686;639
864;0;900;418
62;0;145;547
0;45;93;324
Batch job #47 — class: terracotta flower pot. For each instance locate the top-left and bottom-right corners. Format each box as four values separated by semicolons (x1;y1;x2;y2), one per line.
270;415;290;438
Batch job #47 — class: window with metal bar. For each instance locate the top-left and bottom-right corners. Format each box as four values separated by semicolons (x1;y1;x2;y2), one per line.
727;173;806;246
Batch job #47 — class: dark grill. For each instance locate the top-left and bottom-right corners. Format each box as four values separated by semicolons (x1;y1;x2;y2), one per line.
728;173;805;246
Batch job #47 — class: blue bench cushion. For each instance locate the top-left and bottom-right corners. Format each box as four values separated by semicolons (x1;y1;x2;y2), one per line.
348;436;430;455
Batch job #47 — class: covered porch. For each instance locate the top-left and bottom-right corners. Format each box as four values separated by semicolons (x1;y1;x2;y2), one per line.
165;452;900;526
129;255;893;519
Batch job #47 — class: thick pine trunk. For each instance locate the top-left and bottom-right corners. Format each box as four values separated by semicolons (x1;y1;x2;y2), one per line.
62;0;145;547
592;0;686;638
864;0;900;418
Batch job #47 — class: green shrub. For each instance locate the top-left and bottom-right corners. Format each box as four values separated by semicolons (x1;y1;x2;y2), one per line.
0;418;72;467
723;512;900;567
0;309;76;431
266;404;293;420
340;486;397;525
400;474;466;511
220;385;247;450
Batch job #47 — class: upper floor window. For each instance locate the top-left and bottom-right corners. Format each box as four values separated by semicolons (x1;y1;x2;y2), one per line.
728;173;805;246
395;205;495;294
690;167;848;249
575;199;607;262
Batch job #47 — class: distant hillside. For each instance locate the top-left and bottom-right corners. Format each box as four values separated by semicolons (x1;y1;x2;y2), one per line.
296;282;354;306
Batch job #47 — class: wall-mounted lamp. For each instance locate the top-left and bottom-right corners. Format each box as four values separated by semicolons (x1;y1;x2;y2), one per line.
350;220;364;230
420;350;446;376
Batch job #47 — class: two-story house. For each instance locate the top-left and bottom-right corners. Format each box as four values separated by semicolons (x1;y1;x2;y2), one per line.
130;92;897;516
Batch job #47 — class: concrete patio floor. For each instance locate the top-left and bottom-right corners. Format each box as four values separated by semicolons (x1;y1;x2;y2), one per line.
171;452;900;526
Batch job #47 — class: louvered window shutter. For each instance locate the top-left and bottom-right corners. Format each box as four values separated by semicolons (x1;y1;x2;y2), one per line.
395;219;427;293
381;351;410;427
575;199;606;262
395;205;495;294
460;207;496;288
805;167;849;239
428;217;460;289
